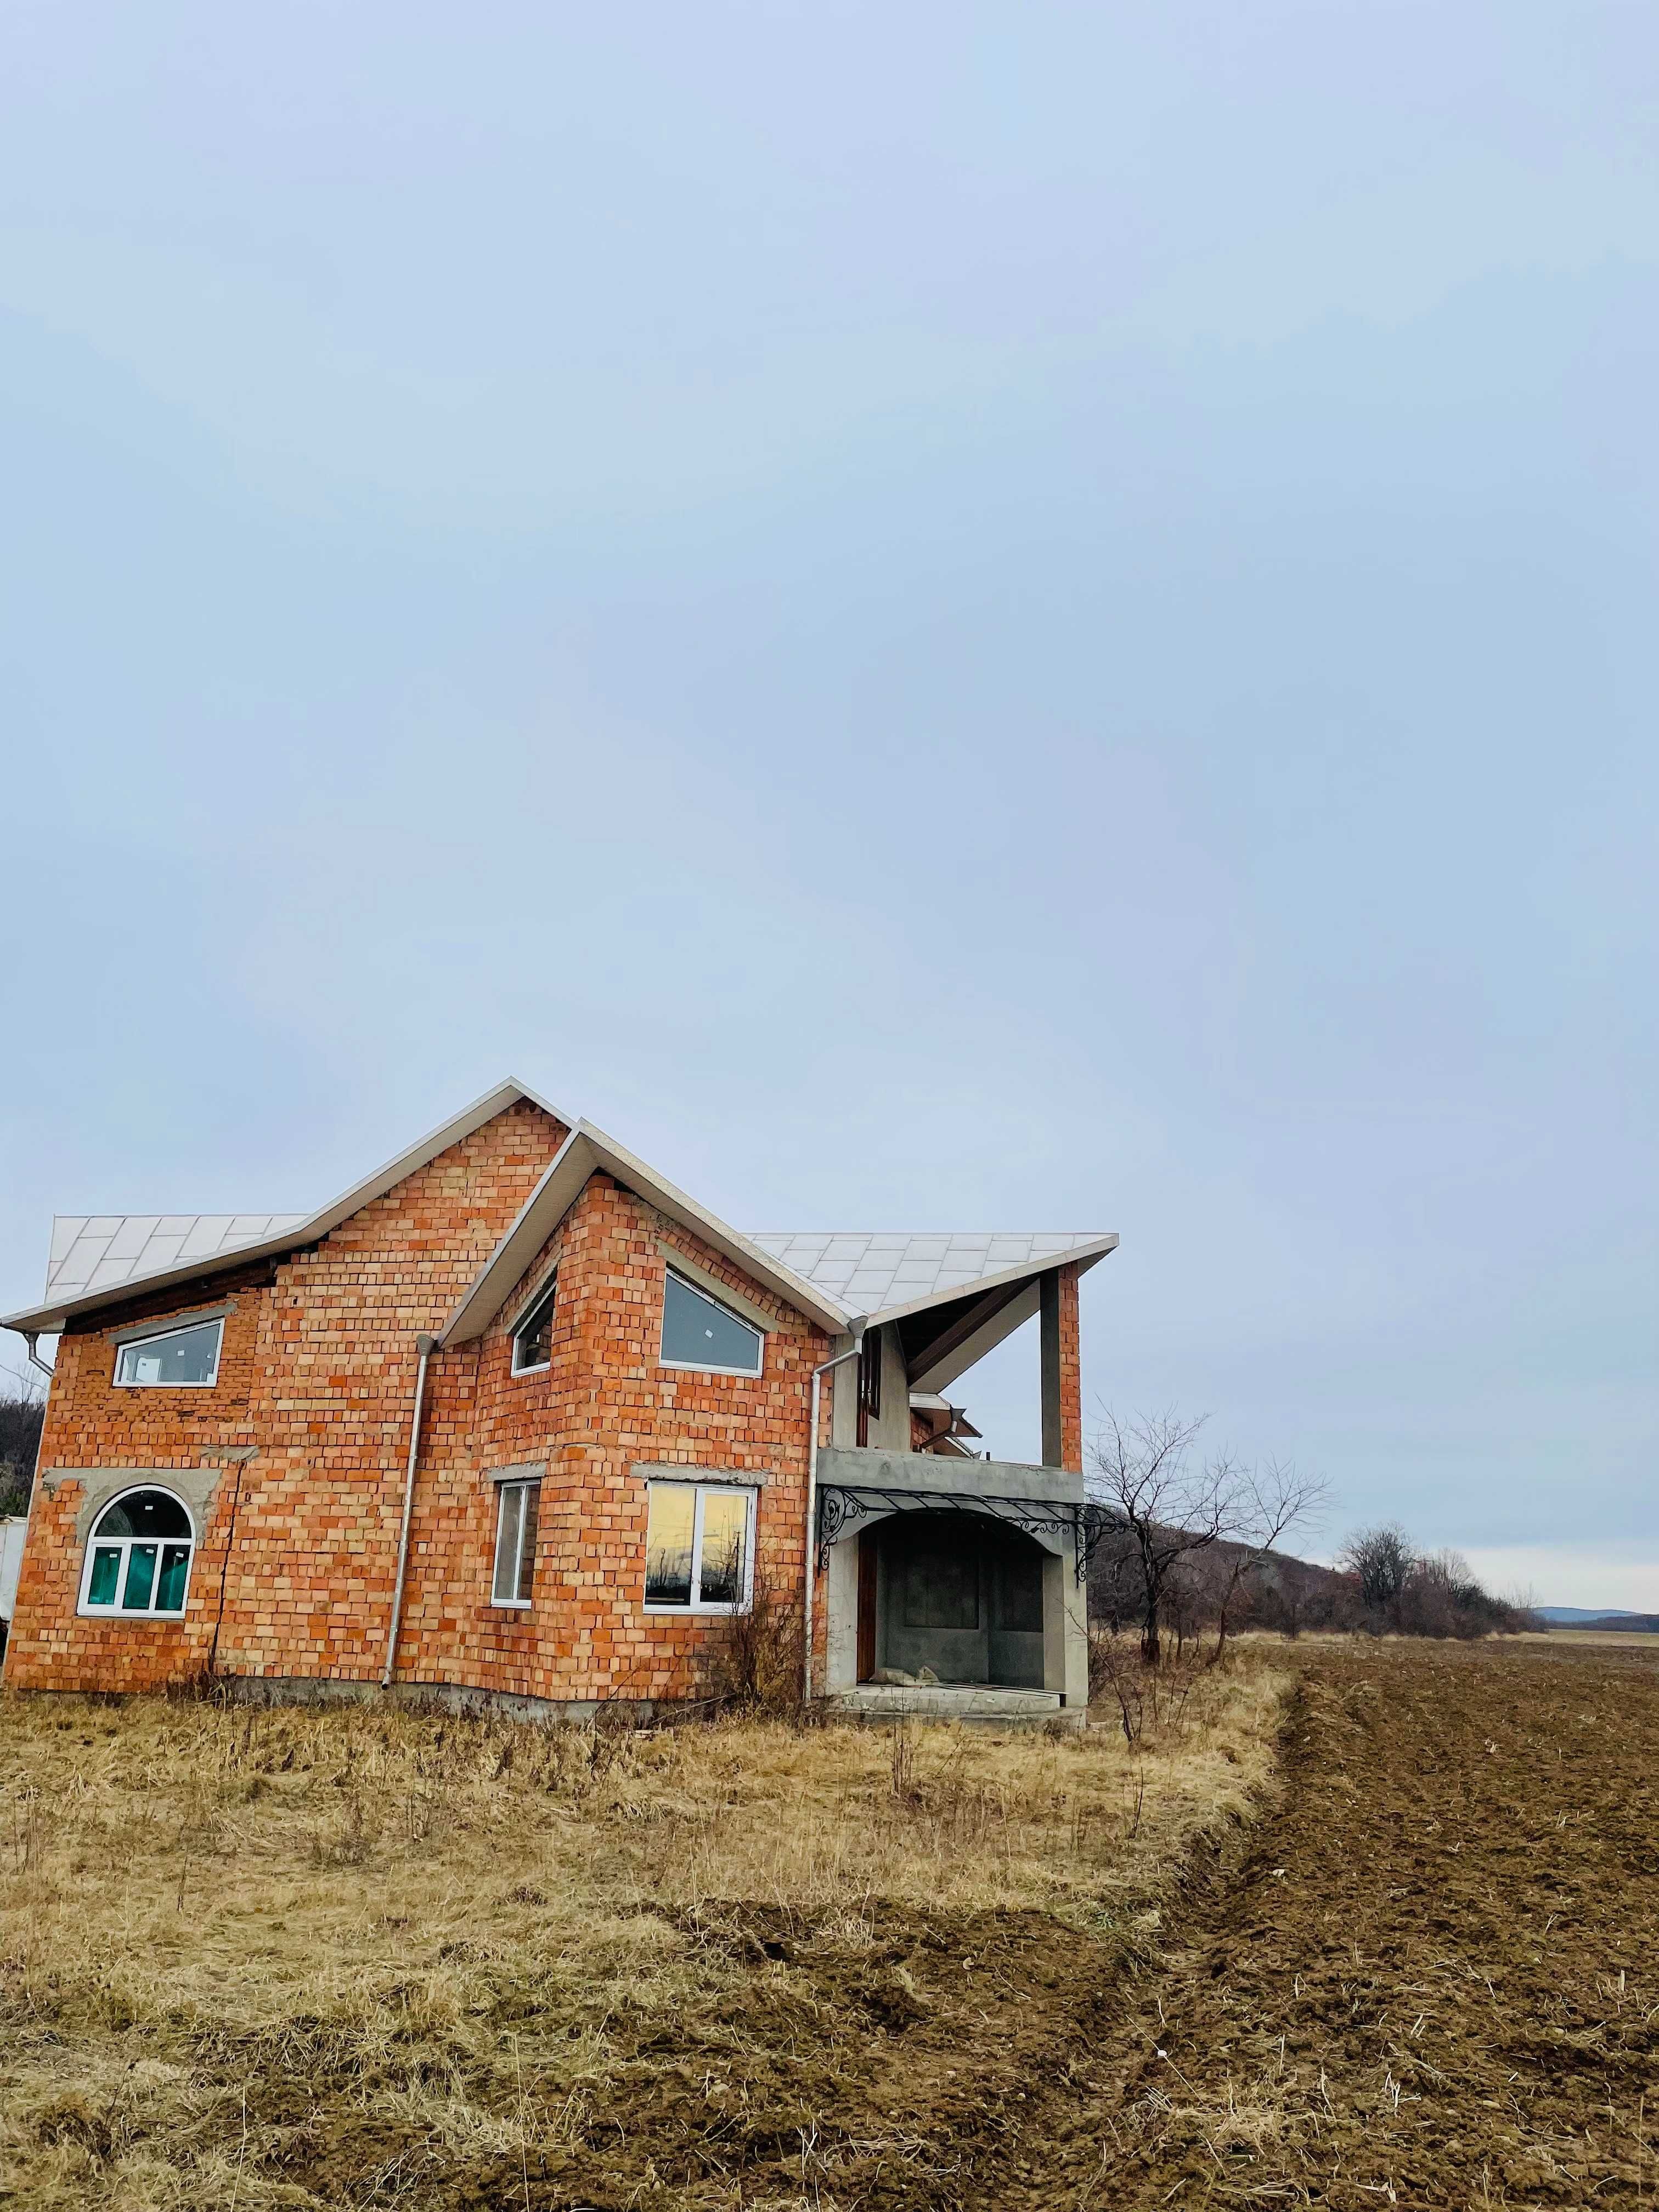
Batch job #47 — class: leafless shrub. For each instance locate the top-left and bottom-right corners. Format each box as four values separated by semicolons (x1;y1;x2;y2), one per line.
1089;1629;1215;1747
699;1568;806;1719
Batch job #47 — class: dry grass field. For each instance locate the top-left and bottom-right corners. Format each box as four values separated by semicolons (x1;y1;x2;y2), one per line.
12;1638;1659;2210
0;1661;1278;2210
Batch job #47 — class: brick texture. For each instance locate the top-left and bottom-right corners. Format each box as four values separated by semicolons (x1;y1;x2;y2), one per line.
5;1104;1077;1706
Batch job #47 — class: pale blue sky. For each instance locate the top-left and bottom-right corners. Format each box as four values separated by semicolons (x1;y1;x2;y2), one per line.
3;4;1655;1604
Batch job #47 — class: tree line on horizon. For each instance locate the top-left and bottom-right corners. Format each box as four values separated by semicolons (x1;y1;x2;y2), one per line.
1085;1412;1534;1655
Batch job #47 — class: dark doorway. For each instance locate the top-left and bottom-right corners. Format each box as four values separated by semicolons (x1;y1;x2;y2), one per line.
861;1512;1047;1688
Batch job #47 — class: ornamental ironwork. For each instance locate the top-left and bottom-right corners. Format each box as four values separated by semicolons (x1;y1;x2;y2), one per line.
815;1482;1121;1583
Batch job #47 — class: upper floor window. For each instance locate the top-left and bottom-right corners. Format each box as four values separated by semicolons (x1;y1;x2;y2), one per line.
114;1317;223;1389
511;1276;558;1375
80;1488;195;1617
659;1268;763;1377
857;1328;882;1446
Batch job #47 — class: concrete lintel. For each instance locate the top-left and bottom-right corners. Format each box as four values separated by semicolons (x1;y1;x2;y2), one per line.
486;1460;549;1486
39;1464;231;1544
631;1461;774;1488
814;1446;1084;1507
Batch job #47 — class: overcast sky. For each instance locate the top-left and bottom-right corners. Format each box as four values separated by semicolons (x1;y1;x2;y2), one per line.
2;4;1655;1606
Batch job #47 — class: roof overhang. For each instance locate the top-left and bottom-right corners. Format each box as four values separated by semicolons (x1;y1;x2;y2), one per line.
881;1235;1119;1394
3;1076;573;1337
439;1121;853;1346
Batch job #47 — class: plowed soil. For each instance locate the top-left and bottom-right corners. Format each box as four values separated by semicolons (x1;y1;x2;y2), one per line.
985;1638;1659;2209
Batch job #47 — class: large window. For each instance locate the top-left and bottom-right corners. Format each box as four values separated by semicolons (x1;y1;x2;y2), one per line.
644;1481;754;1612
510;1276;558;1375
659;1269;764;1376
492;1479;540;1606
114;1318;223;1389
79;1489;196;1618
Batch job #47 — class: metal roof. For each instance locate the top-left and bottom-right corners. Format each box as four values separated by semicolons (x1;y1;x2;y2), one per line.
42;1214;311;1307
749;1232;1115;1323
3;1077;574;1336
4;1081;1117;1368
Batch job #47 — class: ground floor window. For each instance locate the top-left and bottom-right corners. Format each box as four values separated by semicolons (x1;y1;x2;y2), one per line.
79;1488;195;1618
644;1481;754;1612
492;1479;540;1605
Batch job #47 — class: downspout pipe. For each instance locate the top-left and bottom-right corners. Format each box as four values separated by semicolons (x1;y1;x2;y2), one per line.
804;1319;865;1709
382;1334;439;1691
22;1332;54;1380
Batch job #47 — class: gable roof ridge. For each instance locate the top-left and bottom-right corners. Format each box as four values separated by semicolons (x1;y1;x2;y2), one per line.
439;1120;854;1346
3;1077;576;1335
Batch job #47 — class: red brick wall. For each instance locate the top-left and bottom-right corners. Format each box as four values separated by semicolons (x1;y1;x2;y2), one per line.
4;1105;845;1704
10;1105;1072;1707
5;1099;566;1693
390;1173;832;1703
1059;1262;1084;1474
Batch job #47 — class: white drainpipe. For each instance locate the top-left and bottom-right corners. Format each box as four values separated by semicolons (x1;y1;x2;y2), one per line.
804;1320;865;1708
382;1333;439;1691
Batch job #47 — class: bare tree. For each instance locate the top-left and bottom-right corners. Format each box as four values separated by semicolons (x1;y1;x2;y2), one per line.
1338;1523;1414;1611
1206;1459;1331;1658
1088;1412;1326;1663
0;1361;46;1517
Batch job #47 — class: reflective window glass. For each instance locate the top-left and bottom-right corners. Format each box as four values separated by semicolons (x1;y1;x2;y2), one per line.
645;1482;753;1611
114;1319;222;1387
515;1483;539;1602
511;1279;557;1374
122;1544;159;1610
645;1484;696;1606
493;1484;523;1602
95;1491;193;1541
81;1490;196;1619
659;1272;763;1375
698;1491;747;1606
156;1544;191;1613
491;1480;540;1605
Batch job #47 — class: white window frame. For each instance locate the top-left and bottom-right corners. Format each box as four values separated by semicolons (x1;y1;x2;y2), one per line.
491;1477;541;1607
643;1480;757;1616
658;1269;765;1380
112;1316;224;1390
509;1275;558;1377
77;1485;198;1621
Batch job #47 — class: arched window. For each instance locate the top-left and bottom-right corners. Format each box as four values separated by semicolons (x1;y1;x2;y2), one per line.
79;1488;196;1618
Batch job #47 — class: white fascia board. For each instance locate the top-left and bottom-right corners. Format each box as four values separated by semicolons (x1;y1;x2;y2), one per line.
440;1126;595;1346
865;1235;1119;1330
440;1121;851;1347
580;1123;851;1332
2;1077;577;1339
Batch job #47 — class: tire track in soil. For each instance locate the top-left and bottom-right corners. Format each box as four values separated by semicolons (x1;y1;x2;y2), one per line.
985;1641;1659;2210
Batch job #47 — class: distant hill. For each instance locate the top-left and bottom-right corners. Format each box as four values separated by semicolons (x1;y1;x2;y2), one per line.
1536;1607;1659;1633
1536;1606;1646;1626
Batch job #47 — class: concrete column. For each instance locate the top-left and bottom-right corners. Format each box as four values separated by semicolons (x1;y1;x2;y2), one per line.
1039;1269;1062;1468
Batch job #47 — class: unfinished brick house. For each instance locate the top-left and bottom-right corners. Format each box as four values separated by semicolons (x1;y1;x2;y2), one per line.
1;1081;1115;1719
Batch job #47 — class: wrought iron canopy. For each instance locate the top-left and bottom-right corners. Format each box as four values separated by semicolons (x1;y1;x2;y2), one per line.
815;1482;1120;1583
